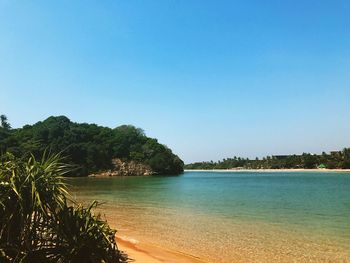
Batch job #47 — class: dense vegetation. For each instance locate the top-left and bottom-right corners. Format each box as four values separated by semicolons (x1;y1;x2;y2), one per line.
185;149;350;170
0;153;127;263
0;115;184;176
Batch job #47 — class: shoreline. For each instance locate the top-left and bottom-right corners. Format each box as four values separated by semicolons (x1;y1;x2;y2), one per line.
116;236;207;263
73;174;350;263
184;168;350;173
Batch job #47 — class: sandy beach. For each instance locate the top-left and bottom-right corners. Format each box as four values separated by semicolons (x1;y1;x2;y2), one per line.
184;168;350;173
116;236;207;263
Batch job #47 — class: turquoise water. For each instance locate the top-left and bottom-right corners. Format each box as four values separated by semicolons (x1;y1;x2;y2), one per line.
69;171;350;262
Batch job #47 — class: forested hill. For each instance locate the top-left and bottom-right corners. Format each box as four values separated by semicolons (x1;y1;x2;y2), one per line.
0;115;184;176
185;149;350;170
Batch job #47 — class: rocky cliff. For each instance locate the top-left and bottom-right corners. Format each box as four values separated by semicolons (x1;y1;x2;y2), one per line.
89;158;154;177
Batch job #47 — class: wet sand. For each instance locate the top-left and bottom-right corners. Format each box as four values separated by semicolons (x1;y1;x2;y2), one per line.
116;236;207;263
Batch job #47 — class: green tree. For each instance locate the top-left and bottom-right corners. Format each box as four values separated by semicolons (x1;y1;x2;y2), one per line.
0;115;11;130
0;115;184;176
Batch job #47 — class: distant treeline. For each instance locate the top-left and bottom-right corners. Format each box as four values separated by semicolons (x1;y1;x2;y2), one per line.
0;115;184;176
185;149;350;170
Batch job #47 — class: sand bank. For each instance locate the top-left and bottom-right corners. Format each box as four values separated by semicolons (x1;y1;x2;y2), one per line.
117;236;207;263
184;168;350;173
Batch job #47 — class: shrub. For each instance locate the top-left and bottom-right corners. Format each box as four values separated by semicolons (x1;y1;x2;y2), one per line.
0;153;127;263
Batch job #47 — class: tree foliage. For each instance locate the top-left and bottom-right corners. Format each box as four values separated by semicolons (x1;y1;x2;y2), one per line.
0;115;11;130
0;115;184;176
0;153;127;263
185;150;350;170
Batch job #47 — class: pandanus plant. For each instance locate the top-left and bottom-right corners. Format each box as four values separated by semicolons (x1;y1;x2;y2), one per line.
0;152;127;263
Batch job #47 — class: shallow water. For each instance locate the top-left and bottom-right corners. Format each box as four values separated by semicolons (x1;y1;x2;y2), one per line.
68;171;350;262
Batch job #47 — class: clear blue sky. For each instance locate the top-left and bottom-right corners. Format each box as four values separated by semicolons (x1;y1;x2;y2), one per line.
1;0;349;163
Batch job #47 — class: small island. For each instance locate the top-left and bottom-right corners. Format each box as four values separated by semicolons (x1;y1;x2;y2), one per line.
0;115;184;177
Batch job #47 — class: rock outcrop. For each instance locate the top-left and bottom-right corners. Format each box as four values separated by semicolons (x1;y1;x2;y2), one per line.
89;158;154;177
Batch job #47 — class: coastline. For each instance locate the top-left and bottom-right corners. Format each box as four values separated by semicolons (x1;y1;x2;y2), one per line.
184;168;350;173
116;236;207;263
70;173;350;263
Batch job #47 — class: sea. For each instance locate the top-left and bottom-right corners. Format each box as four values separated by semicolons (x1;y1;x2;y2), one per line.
68;171;350;262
